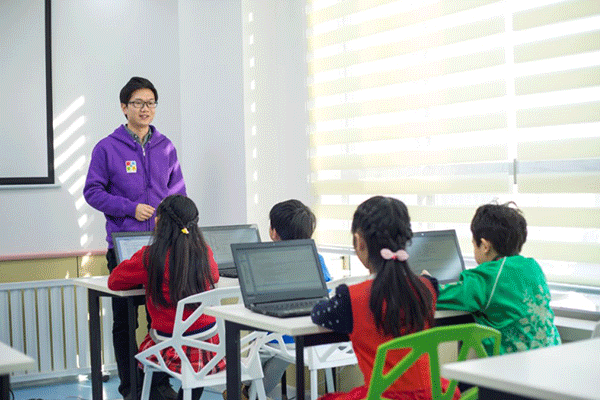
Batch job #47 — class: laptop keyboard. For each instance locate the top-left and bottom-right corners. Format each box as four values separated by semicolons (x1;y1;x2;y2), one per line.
219;269;238;278
253;298;325;317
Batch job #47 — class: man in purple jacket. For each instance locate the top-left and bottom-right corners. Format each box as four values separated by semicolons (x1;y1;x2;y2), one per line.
84;77;185;400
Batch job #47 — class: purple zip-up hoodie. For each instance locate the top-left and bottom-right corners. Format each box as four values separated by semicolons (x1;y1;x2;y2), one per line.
84;124;186;248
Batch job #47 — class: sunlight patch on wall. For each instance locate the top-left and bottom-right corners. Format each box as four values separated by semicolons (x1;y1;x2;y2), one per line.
53;96;84;129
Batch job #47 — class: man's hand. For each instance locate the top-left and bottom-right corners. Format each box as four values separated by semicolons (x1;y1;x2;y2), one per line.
135;203;155;221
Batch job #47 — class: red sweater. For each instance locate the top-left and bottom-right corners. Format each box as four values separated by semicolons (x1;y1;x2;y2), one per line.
108;245;220;334
348;277;437;392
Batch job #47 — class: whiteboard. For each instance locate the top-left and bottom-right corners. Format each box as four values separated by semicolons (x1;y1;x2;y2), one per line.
0;0;53;185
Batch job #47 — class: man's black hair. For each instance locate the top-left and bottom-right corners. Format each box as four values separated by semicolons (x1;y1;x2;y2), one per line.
119;76;158;104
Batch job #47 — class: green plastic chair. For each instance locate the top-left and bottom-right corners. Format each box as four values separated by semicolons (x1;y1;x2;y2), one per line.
364;323;501;400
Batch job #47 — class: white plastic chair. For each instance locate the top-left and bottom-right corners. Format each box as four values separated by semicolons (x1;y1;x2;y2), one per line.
306;341;357;397
135;286;267;400
260;332;357;400
263;276;364;400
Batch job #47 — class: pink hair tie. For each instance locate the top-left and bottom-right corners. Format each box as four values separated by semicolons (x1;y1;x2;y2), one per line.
380;248;409;261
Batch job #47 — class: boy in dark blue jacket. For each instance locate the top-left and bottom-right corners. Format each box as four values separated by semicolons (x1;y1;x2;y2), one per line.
263;199;331;395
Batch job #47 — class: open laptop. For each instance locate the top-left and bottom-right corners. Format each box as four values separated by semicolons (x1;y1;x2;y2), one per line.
405;229;466;284
201;224;261;278
231;239;329;318
111;231;153;264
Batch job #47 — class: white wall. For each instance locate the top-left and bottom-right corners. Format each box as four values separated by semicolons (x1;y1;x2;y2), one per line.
178;0;247;227
0;0;249;256
0;0;309;256
242;0;310;236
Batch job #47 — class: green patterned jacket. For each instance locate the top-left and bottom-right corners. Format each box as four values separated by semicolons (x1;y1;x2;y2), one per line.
437;255;561;355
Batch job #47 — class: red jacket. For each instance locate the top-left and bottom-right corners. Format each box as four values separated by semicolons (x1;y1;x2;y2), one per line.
348;277;437;392
108;245;220;334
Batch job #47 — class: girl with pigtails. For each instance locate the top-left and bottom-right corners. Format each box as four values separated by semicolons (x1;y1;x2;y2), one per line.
311;196;460;400
108;194;221;400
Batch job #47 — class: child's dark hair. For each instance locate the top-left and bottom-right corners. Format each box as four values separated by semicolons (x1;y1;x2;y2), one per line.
471;201;527;257
269;199;316;240
145;194;214;308
351;196;433;337
119;76;158;104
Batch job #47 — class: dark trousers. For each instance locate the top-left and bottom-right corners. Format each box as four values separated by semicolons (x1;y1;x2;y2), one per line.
106;249;170;397
458;382;475;393
177;388;203;400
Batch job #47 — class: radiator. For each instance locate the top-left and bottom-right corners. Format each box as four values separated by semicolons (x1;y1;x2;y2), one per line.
0;279;116;384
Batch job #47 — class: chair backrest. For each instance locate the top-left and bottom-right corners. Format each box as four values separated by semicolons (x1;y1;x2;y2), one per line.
304;341;357;370
174;287;242;378
257;332;296;362
365;323;501;400
258;330;357;371
172;286;241;338
138;286;265;383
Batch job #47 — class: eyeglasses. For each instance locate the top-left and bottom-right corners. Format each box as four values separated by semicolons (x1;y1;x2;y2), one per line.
128;100;158;109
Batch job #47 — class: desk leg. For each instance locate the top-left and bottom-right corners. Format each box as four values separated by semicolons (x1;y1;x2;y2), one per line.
127;297;139;400
88;290;103;400
295;336;305;400
0;374;9;400
225;321;242;400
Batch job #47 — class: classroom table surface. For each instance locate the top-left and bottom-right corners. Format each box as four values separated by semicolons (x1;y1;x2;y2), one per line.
72;275;239;294
441;337;600;400
205;303;469;336
0;341;36;375
72;275;145;296
0;341;36;400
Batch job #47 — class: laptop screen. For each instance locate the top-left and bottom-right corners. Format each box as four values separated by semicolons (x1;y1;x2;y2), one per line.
112;231;153;264
232;239;328;305
200;224;261;270
405;229;465;284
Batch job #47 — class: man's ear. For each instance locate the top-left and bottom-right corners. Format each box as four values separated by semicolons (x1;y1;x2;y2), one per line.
121;103;128;119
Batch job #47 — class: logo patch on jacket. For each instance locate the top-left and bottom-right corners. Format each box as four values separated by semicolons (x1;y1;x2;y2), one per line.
126;160;137;173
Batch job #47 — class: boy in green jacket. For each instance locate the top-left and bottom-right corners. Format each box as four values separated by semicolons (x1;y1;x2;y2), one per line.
437;202;561;354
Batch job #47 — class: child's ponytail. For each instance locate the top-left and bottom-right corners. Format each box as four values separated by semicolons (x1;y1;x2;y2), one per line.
352;196;434;337
146;195;214;308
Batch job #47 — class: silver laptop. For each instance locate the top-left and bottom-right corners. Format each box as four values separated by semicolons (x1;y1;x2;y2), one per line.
112;231;153;264
405;229;465;284
231;239;329;318
201;224;261;278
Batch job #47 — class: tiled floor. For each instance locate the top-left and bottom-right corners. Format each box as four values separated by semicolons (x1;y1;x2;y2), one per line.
10;376;226;400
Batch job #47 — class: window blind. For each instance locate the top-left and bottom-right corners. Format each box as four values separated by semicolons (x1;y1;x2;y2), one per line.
307;0;600;286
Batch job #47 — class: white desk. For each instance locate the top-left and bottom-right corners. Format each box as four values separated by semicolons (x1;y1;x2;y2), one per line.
441;337;600;400
72;276;238;400
73;276;145;400
0;341;36;400
206;304;471;400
